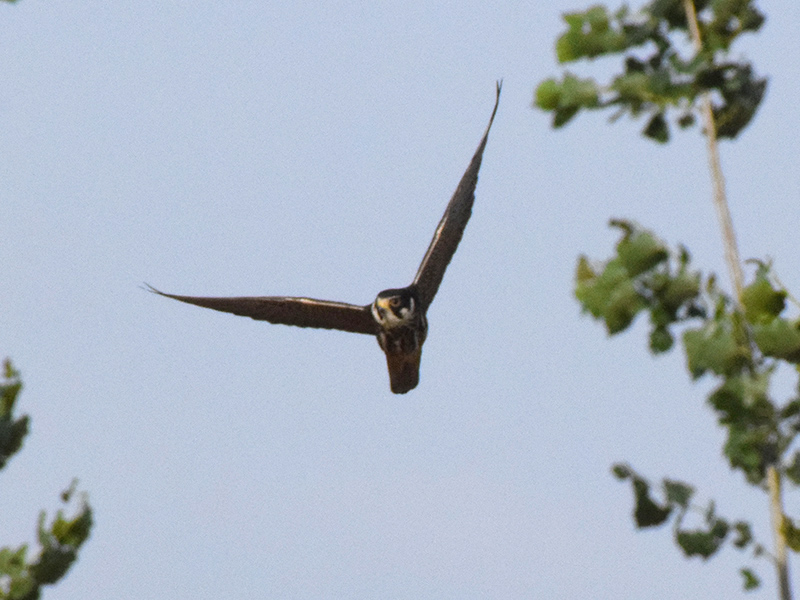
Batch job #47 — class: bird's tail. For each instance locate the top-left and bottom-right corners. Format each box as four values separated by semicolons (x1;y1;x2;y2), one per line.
385;349;422;394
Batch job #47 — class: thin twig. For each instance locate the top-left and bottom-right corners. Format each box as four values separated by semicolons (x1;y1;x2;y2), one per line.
681;0;744;299
769;467;792;599
702;97;745;298
681;1;791;598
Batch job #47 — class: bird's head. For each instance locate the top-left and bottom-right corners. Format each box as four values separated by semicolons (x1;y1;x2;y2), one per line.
371;287;419;329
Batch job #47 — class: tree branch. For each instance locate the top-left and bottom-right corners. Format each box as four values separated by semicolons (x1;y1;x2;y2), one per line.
681;0;744;300
681;1;791;598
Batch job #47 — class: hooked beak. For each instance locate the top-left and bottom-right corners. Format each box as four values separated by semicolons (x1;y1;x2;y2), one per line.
375;297;393;311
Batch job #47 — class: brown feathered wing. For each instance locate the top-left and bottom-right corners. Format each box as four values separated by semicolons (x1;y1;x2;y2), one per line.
412;81;501;310
144;284;377;335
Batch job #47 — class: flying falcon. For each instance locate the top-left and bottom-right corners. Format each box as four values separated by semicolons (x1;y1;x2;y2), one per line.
148;82;501;394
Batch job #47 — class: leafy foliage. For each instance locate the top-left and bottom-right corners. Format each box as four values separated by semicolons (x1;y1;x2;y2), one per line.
0;484;93;600
740;567;760;591
547;0;789;593
0;362;93;599
0;360;29;470
578;221;800;488
535;0;767;141
614;464;761;586
576;220;701;353
579;222;800;590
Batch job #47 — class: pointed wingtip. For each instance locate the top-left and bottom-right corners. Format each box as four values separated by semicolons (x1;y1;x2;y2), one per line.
488;80;502;129
141;282;164;296
474;81;502;146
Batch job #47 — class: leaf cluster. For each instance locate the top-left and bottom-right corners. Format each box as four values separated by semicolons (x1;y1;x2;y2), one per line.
0;485;93;600
576;219;702;353
0;362;93;599
578;221;800;486
578;221;800;587
535;0;766;141
0;360;29;470
613;464;761;589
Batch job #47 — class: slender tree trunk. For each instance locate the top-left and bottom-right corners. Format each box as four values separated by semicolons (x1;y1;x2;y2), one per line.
681;1;792;597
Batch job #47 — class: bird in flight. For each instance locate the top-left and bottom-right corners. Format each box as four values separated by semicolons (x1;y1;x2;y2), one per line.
148;82;500;394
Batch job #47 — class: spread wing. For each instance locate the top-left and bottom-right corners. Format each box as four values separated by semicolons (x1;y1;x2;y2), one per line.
145;284;378;335
412;81;501;310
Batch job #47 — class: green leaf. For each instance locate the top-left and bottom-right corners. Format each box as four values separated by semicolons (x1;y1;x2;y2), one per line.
0;545;29;577
21;488;95;592
740;568;760;590
1;360;23;417
677;112;695;128
632;477;672;527
556;28;582;63
615;227;669;276
659;270;701;313
780;399;800;420
782;516;800;552
683;320;750;378
784;451;800;486
649;0;690;28
710;376;774;482
741;272;786;324
554;106;580;128
707;371;772;425
576;258;626;318
613;464;673;527
3;359;19;382
534;79;561;110
723;425;770;485
556;5;627;62
732;521;753;548
576;258;646;334
32;547;77;585
0;359;29;470
585;5;609;29
575;255;596;283
611;463;633;480
712;68;767;139
605;277;646;333
663;479;693;509
560;73;600;108
737;5;766;33
39;502;93;550
643;112;669;142
675;520;728;559
649;325;674;353
0;414;30;470
752;318;800;362
611;71;653;103
536;74;600;128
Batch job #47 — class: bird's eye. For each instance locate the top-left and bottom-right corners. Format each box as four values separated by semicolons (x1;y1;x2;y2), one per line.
390;298;401;307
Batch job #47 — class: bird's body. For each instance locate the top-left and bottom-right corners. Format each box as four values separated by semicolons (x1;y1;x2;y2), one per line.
148;82;501;394
371;287;428;394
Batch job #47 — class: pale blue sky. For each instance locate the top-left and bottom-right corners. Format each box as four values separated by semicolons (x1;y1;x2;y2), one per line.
3;1;800;598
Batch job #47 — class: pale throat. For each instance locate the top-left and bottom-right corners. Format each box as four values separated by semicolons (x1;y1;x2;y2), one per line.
371;295;416;329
